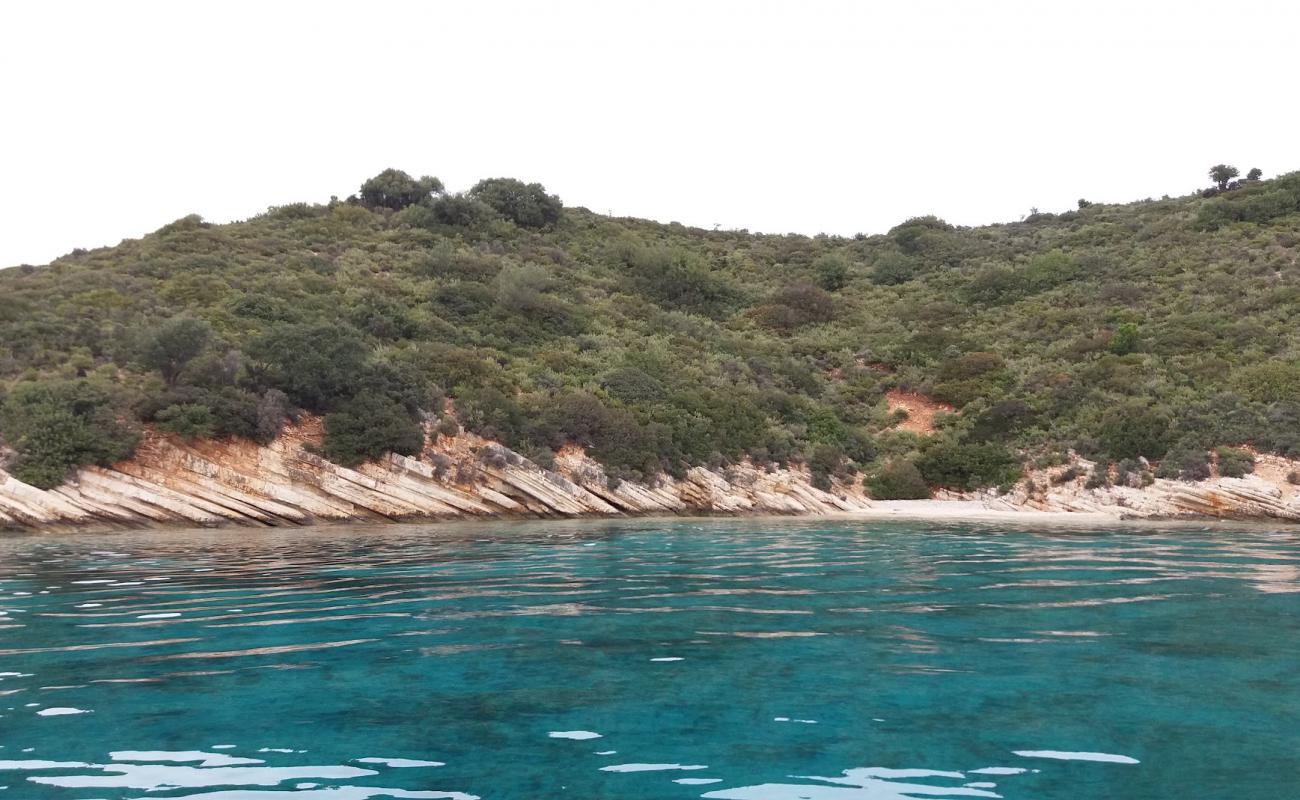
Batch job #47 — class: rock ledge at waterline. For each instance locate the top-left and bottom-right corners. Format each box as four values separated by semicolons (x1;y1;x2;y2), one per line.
2;421;1299;532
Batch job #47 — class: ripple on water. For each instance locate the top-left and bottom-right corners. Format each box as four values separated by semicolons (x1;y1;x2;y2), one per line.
0;520;1294;798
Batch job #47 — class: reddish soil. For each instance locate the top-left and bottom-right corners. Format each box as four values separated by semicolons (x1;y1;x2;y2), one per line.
885;390;954;435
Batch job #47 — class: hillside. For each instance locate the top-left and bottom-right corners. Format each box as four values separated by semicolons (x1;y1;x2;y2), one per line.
3;169;1300;501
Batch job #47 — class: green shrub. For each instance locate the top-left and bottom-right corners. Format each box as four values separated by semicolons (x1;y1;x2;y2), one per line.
1215;447;1254;478
619;245;736;315
155;403;216;440
0;380;139;489
1196;173;1300;229
864;458;930;499
602;367;667;404
1097;403;1172;461
932;352;1012;408
428;194;495;228
808;443;846;490
247;322;371;412
1232;362;1300;405
970;400;1034;441
870;252;919;285
915;439;1020;491
321;395;425;467
1108;323;1141;355
1156;448;1210;481
754;284;835;331
813;253;850;291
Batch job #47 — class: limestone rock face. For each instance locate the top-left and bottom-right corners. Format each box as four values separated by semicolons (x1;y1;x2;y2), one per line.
5;425;1298;533
1018;453;1300;522
0;423;870;532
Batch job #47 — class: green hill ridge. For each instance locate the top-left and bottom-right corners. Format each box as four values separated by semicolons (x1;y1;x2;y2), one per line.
3;169;1300;496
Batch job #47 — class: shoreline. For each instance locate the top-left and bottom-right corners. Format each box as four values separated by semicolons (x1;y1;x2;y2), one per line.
6;501;1295;538
4;425;1299;534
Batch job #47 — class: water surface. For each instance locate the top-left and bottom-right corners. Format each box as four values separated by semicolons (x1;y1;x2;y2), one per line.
0;518;1297;799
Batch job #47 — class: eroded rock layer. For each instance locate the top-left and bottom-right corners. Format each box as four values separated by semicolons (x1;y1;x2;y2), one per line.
4;424;1299;533
996;453;1300;522
0;422;871;532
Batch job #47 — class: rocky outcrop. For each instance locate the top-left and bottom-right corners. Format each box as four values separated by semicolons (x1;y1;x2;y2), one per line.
996;453;1300;522
0;421;871;532
4;424;1299;533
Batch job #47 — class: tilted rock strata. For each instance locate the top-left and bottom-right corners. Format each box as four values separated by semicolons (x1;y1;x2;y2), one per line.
1002;453;1300;522
4;426;1299;532
0;423;870;532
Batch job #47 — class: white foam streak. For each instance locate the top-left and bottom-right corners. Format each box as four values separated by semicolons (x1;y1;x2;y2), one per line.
28;763;378;789
125;788;478;800
110;751;264;767
1013;749;1139;764
702;766;1004;800
548;731;602;740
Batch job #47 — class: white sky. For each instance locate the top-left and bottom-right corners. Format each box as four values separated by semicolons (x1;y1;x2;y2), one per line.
2;0;1298;267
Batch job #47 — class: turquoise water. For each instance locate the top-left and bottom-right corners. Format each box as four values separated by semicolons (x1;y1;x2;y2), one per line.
0;518;1297;799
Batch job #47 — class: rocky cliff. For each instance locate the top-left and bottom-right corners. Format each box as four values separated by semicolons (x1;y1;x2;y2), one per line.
0;420;870;532
3;423;1299;533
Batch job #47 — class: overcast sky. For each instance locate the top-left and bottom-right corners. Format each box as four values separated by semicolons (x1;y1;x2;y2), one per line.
2;0;1297;267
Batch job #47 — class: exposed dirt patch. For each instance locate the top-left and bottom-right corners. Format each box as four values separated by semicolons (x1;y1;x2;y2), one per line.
885;390;954;435
1252;452;1300;501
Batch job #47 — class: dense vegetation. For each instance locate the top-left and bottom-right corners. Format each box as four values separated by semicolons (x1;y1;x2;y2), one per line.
2;166;1298;493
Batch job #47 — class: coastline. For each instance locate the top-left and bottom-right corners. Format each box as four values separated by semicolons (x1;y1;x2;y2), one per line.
834;500;1119;525
3;422;1299;534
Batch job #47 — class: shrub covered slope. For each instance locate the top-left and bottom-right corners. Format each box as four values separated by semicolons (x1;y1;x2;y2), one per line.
2;169;1299;494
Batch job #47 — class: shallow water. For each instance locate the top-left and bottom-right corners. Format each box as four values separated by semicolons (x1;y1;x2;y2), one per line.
0;518;1297;799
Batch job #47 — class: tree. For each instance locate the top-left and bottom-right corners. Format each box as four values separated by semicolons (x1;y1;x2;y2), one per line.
139;315;212;386
468;178;563;229
1246;167;1263;181
1209;164;1239;191
359;169;443;210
